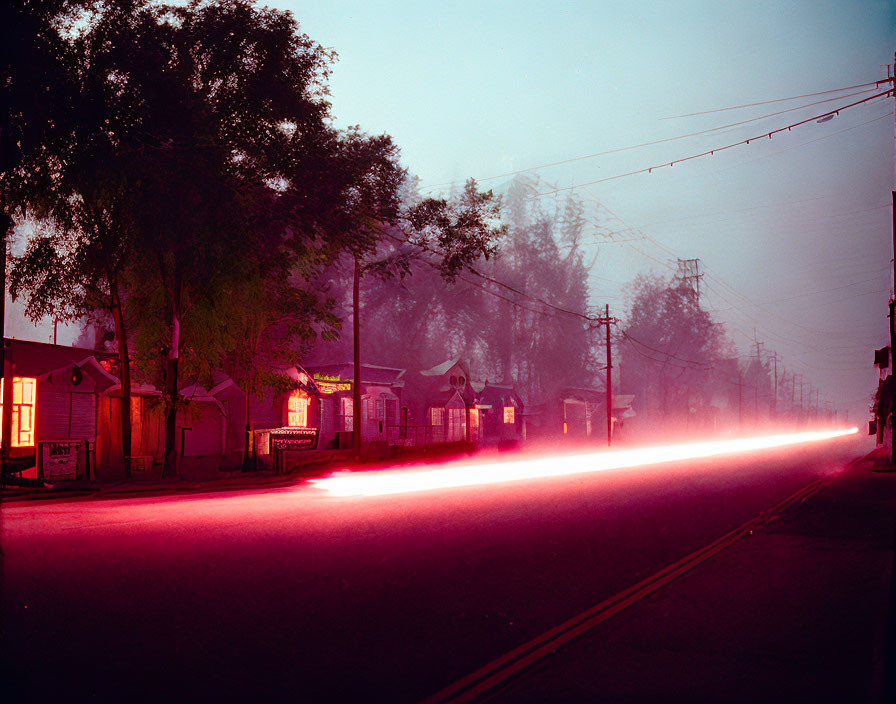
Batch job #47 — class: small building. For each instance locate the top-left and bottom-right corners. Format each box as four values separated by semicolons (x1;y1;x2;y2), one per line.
302;362;406;450
471;381;524;447
96;379;164;477
1;339;118;482
403;359;476;446
178;374;247;473
250;366;323;472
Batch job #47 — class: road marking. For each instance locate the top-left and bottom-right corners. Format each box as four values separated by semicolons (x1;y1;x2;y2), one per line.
419;474;835;704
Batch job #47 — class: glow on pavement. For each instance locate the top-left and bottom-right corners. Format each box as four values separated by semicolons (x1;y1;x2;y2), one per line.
309;427;860;498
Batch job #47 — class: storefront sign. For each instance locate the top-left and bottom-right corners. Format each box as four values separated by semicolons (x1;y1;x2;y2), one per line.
316;381;352;394
313;373;344;382
270;426;319;451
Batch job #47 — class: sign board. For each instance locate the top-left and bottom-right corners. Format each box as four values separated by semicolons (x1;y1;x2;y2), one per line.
316;381;352;395
40;441;81;481
270;426;319;451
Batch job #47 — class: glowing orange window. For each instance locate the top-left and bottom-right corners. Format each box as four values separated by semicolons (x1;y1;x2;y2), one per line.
503;406;515;424
287;393;309;427
0;377;37;447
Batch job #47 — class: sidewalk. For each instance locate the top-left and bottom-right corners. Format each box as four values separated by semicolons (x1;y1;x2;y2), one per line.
490;448;896;703
0;452;354;503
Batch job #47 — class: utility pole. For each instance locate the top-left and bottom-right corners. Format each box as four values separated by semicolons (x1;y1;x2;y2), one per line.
734;371;743;428
769;350;779;418
595;305;616;446
605;304;612;446
352;257;362;460
676;258;703;303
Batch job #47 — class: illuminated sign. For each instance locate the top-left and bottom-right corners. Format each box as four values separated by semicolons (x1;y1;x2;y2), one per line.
313;373;344;382
270;426;319;451
317;381;352;395
503;406;515;424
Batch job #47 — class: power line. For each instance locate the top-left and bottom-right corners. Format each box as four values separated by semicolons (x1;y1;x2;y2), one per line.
660;81;883;119
380;229;601;323
421;83;887;193
535;90;893;197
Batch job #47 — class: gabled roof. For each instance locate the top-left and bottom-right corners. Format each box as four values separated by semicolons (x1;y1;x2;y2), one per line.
476;381;523;408
419;358;465;377
5;339;116;378
37;356;120;394
304;362;406;386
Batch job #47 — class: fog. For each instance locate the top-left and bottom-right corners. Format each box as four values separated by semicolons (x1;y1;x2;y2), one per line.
290;0;895;425
7;1;894;435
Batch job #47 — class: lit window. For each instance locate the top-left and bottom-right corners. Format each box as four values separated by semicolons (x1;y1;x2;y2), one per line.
341;397;353;432
287;393;309;427
503;406;515;424
430;407;445;426
0;377;37;447
448;408;466;441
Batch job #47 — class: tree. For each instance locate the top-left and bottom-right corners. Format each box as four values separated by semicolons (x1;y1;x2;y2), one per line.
4;0;146;473
308;174;596;412
620;273;733;432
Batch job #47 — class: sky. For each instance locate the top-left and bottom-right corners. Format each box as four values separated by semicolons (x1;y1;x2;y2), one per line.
286;0;896;422
8;0;895;423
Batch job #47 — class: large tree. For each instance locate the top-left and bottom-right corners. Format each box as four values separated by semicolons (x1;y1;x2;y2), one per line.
4;0;146;472
620;272;734;431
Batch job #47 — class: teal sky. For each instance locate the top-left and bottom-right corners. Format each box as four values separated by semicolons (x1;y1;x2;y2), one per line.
10;0;895;421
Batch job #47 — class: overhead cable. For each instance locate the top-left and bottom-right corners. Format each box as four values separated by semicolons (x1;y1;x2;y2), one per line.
660;81;883;119
535;90;893;197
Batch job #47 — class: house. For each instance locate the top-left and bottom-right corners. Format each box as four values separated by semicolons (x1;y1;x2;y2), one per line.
1;339;118;482
178;373;247;473
522;384;634;445
249;365;323;472
471;381;524;447
403;359;475;446
302;362;406;449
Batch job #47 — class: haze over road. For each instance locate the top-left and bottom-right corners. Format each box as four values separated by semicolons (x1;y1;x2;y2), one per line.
1;435;868;702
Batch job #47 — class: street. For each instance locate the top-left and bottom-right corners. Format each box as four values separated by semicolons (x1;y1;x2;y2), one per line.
1;435;871;702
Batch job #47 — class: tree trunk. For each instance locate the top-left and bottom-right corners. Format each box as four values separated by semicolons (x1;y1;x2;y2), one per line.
110;284;132;478
242;383;253;471
162;306;180;478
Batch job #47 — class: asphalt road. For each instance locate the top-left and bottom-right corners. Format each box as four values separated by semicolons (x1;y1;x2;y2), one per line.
1;434;869;703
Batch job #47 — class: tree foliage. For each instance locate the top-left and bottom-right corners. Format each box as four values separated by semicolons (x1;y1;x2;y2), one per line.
311;175;596;406
620;272;734;427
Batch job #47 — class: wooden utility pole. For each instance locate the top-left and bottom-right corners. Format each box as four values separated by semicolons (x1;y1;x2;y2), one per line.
594;306;616;446
353;257;362;460
770;350;779;417
605;304;612;446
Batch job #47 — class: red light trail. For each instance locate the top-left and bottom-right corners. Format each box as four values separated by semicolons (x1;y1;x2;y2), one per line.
309;428;859;498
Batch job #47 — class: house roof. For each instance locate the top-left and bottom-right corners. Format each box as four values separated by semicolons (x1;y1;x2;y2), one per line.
420;358;464;377
476;381;523;408
5;339;117;378
304;362;406;386
37;356;120;394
